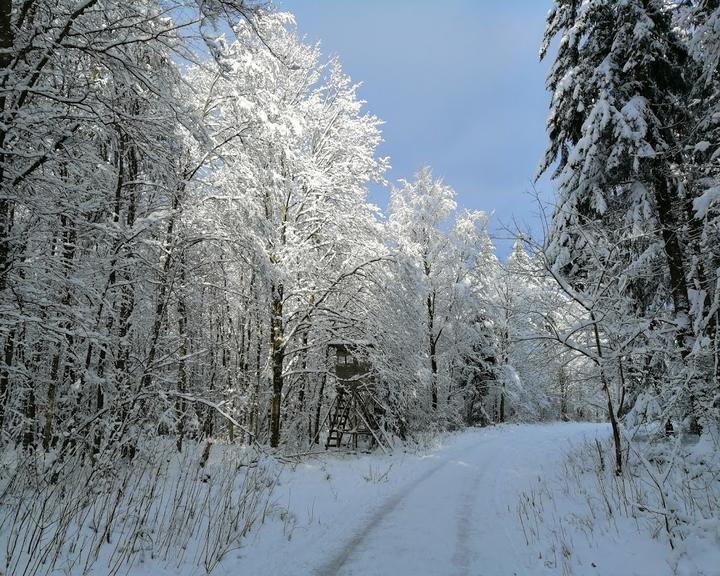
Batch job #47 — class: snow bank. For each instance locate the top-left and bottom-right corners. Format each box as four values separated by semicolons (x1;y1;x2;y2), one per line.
0;440;277;576
518;430;720;576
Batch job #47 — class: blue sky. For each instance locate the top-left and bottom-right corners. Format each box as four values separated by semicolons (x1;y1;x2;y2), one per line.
276;0;554;257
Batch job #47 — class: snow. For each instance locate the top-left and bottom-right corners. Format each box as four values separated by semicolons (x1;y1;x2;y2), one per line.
693;185;720;218
520;428;720;576
227;422;611;576
4;423;716;576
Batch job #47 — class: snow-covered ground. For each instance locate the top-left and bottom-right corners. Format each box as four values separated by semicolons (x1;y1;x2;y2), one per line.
7;422;713;576
518;426;720;576
229;422;612;576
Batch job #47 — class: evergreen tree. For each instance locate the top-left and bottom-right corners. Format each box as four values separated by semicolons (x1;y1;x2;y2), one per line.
540;0;715;432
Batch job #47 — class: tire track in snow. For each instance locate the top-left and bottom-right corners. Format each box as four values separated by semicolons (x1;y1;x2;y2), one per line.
313;457;449;576
451;455;494;576
309;424;608;576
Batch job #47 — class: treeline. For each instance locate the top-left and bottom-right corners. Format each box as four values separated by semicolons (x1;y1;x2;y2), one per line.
3;0;642;461
0;1;587;458
538;0;720;454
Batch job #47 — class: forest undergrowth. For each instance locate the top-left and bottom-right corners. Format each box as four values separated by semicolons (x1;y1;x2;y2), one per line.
0;440;279;576
517;425;720;576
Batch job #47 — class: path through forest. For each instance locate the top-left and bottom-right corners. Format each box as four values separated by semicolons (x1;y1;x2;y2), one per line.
314;423;605;576
238;423;609;576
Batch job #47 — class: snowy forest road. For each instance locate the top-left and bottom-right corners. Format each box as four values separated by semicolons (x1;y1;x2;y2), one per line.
311;423;608;576
236;423;609;576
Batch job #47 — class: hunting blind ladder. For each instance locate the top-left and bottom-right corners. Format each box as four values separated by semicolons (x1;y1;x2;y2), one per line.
325;343;387;451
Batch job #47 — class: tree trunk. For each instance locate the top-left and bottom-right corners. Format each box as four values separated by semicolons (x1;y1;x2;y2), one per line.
43;214;76;451
314;347;329;444
22;387;36;450
270;284;284;448
141;187;181;391
499;385;505;423
654;175;702;434
0;0;15;435
298;328;309;442
252;306;262;439
654;177;691;350
427;292;438;410
114;141;137;382
559;367;568;421
0;0;14;294
591;312;622;475
0;330;14;432
176;269;188;452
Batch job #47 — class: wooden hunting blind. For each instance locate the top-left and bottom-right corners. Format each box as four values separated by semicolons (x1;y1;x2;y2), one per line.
325;343;386;451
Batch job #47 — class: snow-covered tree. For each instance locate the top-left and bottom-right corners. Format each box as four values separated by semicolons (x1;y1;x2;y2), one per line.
387;167;498;429
182;13;388;447
540;0;719;435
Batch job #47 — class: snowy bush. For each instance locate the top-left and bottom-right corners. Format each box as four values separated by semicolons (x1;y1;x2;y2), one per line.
0;441;279;576
517;429;720;575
